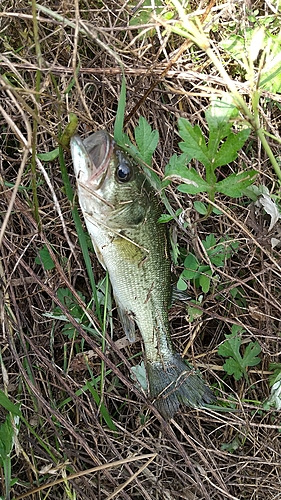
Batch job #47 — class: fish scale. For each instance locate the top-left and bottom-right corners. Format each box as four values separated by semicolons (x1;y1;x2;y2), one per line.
71;130;213;419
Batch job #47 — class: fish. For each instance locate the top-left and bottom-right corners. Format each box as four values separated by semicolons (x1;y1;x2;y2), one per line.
70;130;213;420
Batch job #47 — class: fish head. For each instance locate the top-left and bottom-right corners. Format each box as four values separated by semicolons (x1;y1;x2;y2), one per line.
71;130;150;226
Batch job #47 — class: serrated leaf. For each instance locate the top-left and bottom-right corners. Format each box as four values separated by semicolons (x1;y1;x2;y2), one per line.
164;153;191;177
134;116;159;166
176;168;211;194
232;324;245;336
216;170;257;197
165;153;209;193
178;118;211;168
223;358;243;380
218;330;261;381
203;233;217;250
218;332;242;361
242;342;261;367
213;129;251;168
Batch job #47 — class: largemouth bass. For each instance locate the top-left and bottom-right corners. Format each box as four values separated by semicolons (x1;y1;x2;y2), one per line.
70;130;213;419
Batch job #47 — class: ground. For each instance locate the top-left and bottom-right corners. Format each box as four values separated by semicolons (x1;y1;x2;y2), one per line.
0;1;281;499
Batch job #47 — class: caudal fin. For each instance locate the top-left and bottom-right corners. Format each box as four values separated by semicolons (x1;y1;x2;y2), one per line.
146;354;214;420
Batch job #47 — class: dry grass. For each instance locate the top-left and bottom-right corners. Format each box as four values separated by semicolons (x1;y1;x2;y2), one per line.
1;1;281;499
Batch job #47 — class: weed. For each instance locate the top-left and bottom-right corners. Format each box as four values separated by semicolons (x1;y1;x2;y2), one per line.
35;244;55;270
0;390;21;499
218;325;261;382
44;287;101;344
177;234;239;293
164;95;257;212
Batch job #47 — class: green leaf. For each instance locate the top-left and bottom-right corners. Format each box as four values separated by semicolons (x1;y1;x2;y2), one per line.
176;168;211;194
183;253;199;279
223;357;243;380
213;128;251;168
164;153;191;176
114;73;127;144
203;234;217;250
193;201;207;215
268;363;281;387
243;342;262;367
178;118;211;169
0;390;21;416
206;96;238;157
199;273;211;293
35;245;55;270
37;148;59;161
134;116;159;166
0;414;14;459
216;169;257;197
129;0;164;35
165;153;210;194
203;235;238;267
158;213;174;223
243;184;269;201
85;381;117;431
187;305;203;322
177;277;188;291
218;328;261;381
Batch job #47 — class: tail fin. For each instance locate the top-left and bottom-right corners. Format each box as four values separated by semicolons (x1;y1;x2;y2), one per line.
146;354;213;420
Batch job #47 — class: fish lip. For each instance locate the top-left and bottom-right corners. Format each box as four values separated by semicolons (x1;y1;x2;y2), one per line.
71;130;114;189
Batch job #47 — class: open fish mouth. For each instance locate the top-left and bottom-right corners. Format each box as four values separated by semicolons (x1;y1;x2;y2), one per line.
70;130;114;189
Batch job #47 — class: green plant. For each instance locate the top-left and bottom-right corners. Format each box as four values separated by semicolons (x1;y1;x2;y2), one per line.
218;325;261;382
44;287;101;343
177;234;239;293
35;244;55;270
164;95;257;211
129;0;165;37
158;1;281;182
220;16;281;94
0;390;21;499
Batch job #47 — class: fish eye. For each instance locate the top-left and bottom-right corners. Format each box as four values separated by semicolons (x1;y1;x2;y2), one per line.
115;160;132;183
